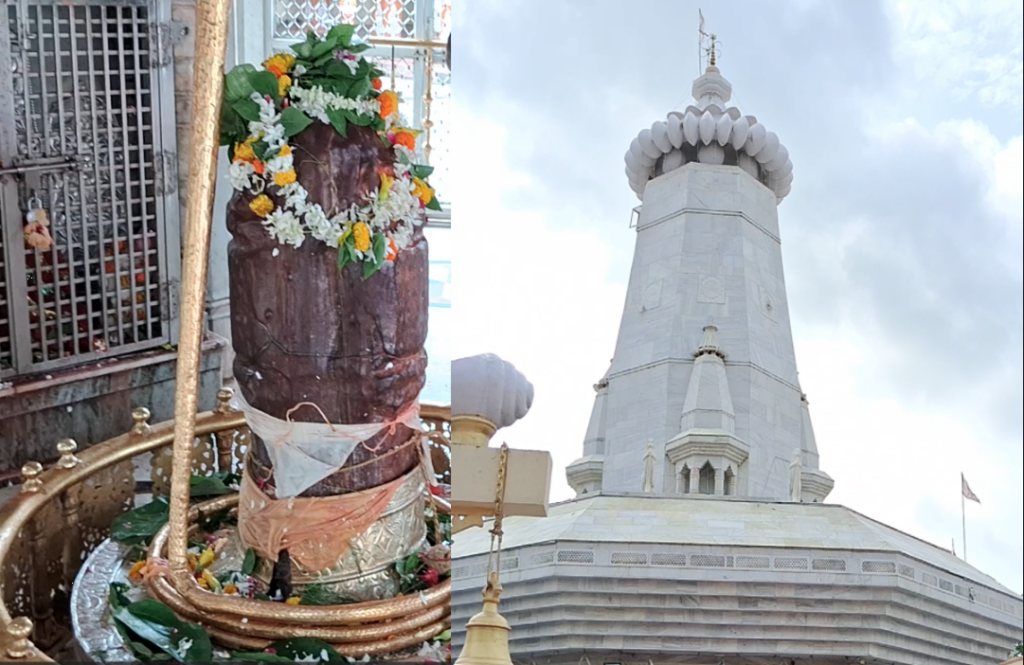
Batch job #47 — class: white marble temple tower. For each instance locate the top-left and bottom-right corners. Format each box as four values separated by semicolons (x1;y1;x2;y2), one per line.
567;63;833;502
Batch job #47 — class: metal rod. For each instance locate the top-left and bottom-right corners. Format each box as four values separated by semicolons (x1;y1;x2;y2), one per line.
167;0;232;583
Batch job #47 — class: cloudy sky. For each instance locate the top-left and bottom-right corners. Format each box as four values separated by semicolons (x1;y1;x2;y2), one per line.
450;0;1023;594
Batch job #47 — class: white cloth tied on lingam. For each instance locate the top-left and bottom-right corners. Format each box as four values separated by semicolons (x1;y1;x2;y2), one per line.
235;390;422;498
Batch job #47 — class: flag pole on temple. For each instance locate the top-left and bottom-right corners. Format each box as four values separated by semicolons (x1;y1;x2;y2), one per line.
961;473;981;563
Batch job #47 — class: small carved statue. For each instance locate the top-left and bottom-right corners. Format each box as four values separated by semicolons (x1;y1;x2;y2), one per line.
789;448;803;503
643;439;656;493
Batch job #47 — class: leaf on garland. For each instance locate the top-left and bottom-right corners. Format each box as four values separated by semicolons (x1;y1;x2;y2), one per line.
280;107;313;137
327;24;356;48
426;195;444;212
225;64;258;102
232;99;262;124
413;164;435;180
325;107;348;138
250;71;281;101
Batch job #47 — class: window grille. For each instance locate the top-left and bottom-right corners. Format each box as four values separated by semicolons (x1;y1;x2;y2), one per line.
862;561;897;574
1;0;180;376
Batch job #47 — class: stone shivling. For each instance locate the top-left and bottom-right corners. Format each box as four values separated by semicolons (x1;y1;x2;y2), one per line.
451;57;1023;665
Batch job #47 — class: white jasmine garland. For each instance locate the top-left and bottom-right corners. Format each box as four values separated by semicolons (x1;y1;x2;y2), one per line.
289;85;379;124
228;160;255;190
231;91;430;262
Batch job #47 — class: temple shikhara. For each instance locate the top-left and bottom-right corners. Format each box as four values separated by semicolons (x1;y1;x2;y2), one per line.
451;39;1023;665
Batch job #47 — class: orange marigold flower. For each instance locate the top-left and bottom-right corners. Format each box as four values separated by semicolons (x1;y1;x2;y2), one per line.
278;145;292;157
274;169;297;187
278;74;292;97
253;160;265;175
378;90;399;119
393;131;416;151
233;142;256;163
249;194;275;218
224;584;239;595
412;177;434;205
372;78;383;91
352;222;371;253
129;560;147;583
385;237;398;262
264;54;295;78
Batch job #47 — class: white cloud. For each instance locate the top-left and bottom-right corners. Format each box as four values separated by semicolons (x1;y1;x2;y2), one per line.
888;0;1024;109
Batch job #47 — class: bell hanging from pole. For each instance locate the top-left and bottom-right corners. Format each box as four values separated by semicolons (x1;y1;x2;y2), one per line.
454;571;513;665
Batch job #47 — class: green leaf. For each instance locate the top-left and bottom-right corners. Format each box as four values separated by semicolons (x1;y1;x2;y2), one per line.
242;549;257;576
110;498;170;545
109;587;213;662
197;507;234;533
348;75;371;99
230;652;295;663
250;140;270;162
189;472;240;498
325;107;348;138
327;24;356;48
232;99;262;124
280;106;313;138
250;71;281;101
270;638;344;662
337;240;354;273
435;629;452;643
343;109;373;127
225;64;258;102
291;41;313;59
311;39;337;60
412;164;434;180
361;234;387;281
425;195;443;212
349;42;371;55
314;52;336;68
325;60;358;80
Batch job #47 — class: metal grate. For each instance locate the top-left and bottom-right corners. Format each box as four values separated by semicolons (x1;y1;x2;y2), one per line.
530;551;555;567
1;0;179;375
610;552;648;566
862;561;897;574
898;564;916;579
735;556;771;569
812;558;847;572
774;556;809;570
273;0;416;41
690;554;727;569
651;553;686;567
500;556;519;571
556;550;594;565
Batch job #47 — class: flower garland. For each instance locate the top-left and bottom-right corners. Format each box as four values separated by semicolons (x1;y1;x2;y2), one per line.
220;24;441;279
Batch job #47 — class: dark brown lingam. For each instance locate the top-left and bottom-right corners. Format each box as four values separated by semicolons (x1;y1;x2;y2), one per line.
226;122;429;592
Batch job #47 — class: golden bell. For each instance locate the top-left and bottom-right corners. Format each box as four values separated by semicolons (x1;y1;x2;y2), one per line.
454;572;513;665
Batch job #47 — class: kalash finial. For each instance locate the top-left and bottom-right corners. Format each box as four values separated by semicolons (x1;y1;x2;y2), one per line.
698;10;722;72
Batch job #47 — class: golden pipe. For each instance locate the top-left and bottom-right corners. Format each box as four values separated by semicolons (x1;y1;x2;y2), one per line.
368;37;447;50
148;577;449;642
148;494;451;624
167;0;233;587
204;619;450;657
